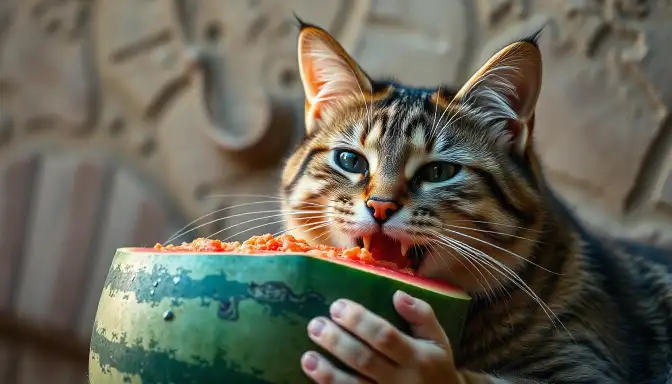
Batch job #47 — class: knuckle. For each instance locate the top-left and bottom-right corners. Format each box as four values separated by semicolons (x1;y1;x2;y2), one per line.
316;368;336;384
373;324;399;350
353;349;377;371
415;347;447;369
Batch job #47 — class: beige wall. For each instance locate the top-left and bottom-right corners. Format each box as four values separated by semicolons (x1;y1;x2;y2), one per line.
0;0;671;382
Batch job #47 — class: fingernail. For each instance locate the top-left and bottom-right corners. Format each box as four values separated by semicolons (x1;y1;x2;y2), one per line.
330;300;346;318
397;290;415;306
302;352;318;372
308;318;326;336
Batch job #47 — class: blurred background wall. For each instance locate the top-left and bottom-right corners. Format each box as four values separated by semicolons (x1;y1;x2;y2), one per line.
0;0;671;382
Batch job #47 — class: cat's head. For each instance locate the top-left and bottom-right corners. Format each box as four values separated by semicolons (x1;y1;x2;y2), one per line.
281;21;547;294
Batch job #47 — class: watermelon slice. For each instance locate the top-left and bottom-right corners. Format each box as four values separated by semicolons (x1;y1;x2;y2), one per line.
88;234;471;383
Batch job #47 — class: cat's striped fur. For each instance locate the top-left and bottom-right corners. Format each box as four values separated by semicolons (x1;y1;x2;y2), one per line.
281;21;672;383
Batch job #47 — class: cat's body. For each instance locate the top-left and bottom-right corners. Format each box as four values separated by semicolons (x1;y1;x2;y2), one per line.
460;187;672;383
281;21;672;383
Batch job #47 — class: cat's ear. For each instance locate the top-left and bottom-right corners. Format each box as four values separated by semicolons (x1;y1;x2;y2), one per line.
297;23;373;133
453;34;543;155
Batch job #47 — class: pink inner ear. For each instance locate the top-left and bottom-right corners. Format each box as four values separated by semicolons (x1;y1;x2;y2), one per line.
503;56;541;122
297;26;373;131
455;41;542;123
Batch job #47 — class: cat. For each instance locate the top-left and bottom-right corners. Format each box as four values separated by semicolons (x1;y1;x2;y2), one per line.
279;20;672;384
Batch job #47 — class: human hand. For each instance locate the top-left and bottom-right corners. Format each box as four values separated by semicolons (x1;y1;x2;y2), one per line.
300;290;464;384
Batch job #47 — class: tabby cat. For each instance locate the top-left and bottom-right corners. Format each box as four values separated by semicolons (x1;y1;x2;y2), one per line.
280;20;672;383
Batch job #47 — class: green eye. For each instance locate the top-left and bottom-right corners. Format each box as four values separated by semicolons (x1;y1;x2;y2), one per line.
417;162;459;183
334;150;368;174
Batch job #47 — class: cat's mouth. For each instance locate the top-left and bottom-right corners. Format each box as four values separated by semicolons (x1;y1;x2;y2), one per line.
355;233;429;270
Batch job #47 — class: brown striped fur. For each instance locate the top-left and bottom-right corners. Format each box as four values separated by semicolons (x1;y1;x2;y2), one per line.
280;22;672;383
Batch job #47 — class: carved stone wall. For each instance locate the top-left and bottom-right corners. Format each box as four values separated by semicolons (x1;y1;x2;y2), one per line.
0;0;670;382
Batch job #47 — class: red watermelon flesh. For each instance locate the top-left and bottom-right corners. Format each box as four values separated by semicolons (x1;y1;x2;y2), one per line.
152;234;462;294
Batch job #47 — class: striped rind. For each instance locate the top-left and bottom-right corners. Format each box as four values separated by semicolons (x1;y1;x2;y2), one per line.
88;249;471;383
124;248;470;299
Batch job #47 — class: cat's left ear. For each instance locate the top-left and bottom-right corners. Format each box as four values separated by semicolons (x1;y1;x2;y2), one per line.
297;23;373;133
452;34;543;155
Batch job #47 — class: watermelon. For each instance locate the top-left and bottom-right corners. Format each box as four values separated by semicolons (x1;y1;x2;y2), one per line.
88;234;471;383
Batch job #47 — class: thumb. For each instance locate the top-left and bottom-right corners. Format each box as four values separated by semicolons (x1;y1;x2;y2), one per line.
393;290;450;347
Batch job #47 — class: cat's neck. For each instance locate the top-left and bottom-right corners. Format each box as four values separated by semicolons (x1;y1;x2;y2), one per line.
457;184;588;363
480;191;580;304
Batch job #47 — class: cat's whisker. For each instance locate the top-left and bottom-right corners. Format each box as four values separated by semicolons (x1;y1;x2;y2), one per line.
165;208;326;245
202;193;339;210
433;232;549;313
420;236;458;292
446;219;545;233
430;239;492;301
218;218;333;243
411;232;441;273
431;231;572;339
437;237;511;305
166;200;289;244
468;245;568;336
435;230;564;330
202;193;286;201
308;225;333;244
442;227;560;275
272;220;334;239
164;197;334;244
441;223;540;242
430;233;497;301
212;213;330;241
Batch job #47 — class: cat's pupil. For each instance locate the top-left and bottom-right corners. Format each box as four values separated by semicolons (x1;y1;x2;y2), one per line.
419;162;457;183
430;165;442;180
342;153;357;167
335;150;367;174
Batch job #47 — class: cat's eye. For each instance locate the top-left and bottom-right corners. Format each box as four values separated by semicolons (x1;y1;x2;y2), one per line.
334;150;368;174
416;162;459;183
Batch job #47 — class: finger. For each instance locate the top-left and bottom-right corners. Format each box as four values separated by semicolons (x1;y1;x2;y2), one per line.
329;299;413;364
392;290;450;347
307;316;395;381
301;351;372;384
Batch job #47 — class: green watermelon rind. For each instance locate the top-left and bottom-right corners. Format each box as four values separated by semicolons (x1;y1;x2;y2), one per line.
88;249;471;383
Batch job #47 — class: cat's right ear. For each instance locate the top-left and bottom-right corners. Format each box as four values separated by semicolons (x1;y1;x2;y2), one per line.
297;24;373;133
451;33;543;155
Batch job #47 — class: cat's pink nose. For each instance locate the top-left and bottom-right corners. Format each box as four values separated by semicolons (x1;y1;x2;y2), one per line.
366;198;400;223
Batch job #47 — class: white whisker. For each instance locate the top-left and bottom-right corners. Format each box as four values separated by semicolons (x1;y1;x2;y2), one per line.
165;198;334;244
429;232;497;301
165;208;325;245
217;218;332;242
447;219;544;233
443;227;559;275
274;221;334;239
431;239;493;301
442;223;539;242
431;231;572;339
215;213;329;240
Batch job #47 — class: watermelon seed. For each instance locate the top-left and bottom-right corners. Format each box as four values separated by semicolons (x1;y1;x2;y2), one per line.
152;281;159;287
150;289;155;296
163;310;175;321
172;276;181;285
